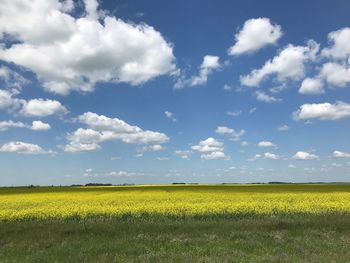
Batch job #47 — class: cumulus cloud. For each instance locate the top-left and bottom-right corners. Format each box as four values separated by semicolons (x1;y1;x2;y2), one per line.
319;63;350;88
226;110;242;117
175;55;220;88
255;91;282;103
277;124;289;131
64;128;102;153
201;151;230;161
264;152;280;160
333;150;350;158
228;18;282;56
0;0;176;95
0;120;26;131
106;171;145;177
83;168;95;177
258;141;277;148
20;99;68;117
292;151;319;160
0;89;21;110
249;153;280;161
191;137;229;160
0;89;67;119
0;141;52;154
215;126;245;141
191;137;223;153
249;107;257;114
299;78;324;95
84;169;145;177
240;40;319;87
30;120;51;131
136;144;164;157
64;112;169;152
174;150;192;159
241;141;249;146
269;84;287;94
155;157;169;161
164;111;176;122
0;66;29;90
223;84;232;91
0;120;51;131
322;27;350;60
248;154;262;161
293;101;350;121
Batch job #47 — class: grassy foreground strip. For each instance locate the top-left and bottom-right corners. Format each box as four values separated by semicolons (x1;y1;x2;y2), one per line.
1;215;350;262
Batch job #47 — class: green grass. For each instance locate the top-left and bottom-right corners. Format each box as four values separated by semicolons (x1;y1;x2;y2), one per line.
1;215;350;262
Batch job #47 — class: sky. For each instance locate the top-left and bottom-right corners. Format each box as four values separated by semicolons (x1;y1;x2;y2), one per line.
0;0;350;186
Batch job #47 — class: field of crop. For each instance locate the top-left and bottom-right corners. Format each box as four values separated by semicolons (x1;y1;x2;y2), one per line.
1;184;350;262
1;184;350;220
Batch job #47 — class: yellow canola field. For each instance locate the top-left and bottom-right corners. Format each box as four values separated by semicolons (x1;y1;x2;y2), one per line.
1;184;350;220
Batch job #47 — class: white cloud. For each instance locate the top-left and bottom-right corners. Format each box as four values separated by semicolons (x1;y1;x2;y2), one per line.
64;112;169;152
21;99;68;117
174;150;192;159
258;141;277;148
175;55;220;88
248;154;262;161
155;157;168;161
0;0;176;95
0;89;21;110
241;141;249;146
215;126;245;141
322;27;350;60
333;150;350;158
78;112;169;144
106;171;144;177
191;137;223;153
292;151;319;160
277;124;289;131
319;63;350;88
255;91;282;103
299;78;324;95
223;84;232;91
332;162;342;167
201;151;230;160
269;84;287;94
228;18;282;56
83;168;96;177
0;120;51;131
226;110;242;117
164;111;176;122
84;169;145;177
136;144;164;156
0;120;26;131
293;101;350;121
0;66;29;90
240;40;319;87
249;107;257;114
0;141;52;154
31;120;51;131
191;137;229;161
64;128;102;153
264;152;280;160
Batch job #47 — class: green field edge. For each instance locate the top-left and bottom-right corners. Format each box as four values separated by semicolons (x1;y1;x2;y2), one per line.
2;211;350;223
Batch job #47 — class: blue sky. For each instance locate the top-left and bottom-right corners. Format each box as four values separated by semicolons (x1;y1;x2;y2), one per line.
0;0;350;186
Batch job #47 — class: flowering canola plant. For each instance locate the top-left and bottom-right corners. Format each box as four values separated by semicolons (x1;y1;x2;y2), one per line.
1;184;350;220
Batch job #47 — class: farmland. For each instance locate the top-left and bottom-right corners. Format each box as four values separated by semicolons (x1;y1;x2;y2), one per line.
1;184;350;262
